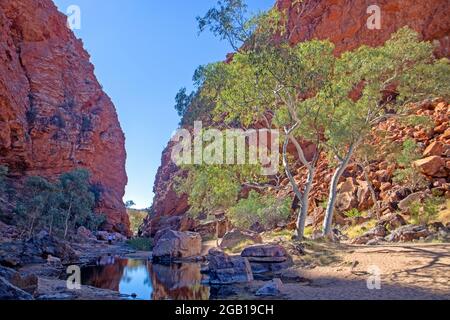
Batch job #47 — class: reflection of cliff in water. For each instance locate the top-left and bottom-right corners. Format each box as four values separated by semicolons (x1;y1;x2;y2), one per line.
81;256;128;292
81;258;210;300
149;263;210;300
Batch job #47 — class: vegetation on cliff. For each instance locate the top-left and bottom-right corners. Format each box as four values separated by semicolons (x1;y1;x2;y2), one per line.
173;1;450;240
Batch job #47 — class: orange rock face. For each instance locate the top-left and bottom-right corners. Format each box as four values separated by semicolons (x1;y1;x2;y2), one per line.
142;0;450;236
0;0;130;235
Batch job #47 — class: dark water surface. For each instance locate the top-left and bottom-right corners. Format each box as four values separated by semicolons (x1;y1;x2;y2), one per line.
81;257;210;300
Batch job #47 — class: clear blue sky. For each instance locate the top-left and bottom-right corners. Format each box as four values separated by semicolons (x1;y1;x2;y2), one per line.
53;0;274;209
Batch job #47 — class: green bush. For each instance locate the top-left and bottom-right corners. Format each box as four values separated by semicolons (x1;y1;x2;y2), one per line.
344;208;364;219
127;237;153;251
228;191;291;230
409;197;444;225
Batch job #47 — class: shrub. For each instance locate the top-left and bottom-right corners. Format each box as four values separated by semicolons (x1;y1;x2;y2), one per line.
409;197;445;225
393;139;428;191
228;191;291;230
344;208;364;219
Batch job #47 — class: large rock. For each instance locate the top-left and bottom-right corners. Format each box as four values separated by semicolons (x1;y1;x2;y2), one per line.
241;245;289;263
206;248;253;285
0;0;130;236
413;156;445;176
398;192;426;212
241;244;293;274
352;226;387;245
0;277;33;300
423;141;445;157
219;229;262;250
378;213;407;231
152;230;202;261
255;279;283;297
386;225;431;242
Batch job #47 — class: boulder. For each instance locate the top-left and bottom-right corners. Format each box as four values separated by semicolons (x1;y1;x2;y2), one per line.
152;230;202;261
0;277;33;300
77;226;96;241
352;226;387;245
219;229;262;250
398;192;426;212
386;225;430;242
10;273;38;295
241;245;289;263
378;213;407;231
413;156;445;176
206;248;253;285
423;141;445;157
255;279;283;296
241;244;293;274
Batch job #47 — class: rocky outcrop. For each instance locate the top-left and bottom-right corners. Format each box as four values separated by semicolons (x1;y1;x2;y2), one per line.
152;230;202;262
142;0;450;237
0;0;129;235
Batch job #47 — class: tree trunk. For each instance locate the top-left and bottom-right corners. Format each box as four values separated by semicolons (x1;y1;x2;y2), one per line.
295;166;315;239
64;198;73;239
359;162;380;218
323;143;358;236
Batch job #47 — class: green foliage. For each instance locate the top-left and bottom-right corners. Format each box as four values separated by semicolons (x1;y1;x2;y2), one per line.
399;115;434;130
127;237;153;251
125;200;136;209
197;0;254;51
409;197;445;225
344;208;364;219
393;139;428;190
176;164;263;216
228;191;291;230
128;209;148;236
15;169;101;238
174;88;195;118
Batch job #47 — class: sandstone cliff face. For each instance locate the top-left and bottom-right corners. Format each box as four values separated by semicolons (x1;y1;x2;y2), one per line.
141;0;450;236
0;0;130;235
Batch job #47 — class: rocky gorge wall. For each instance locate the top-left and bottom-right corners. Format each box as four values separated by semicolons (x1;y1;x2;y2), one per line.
0;0;130;235
141;0;450;237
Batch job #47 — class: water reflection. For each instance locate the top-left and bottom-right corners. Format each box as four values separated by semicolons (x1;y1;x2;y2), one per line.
81;257;210;300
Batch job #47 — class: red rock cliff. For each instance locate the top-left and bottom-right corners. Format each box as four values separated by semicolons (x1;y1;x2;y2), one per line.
141;0;450;237
0;0;130;235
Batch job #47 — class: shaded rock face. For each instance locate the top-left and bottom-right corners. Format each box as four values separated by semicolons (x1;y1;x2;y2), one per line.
142;0;450;236
206;248;253;285
0;0;129;235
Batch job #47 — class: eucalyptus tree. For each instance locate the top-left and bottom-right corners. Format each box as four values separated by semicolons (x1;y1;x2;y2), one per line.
320;27;450;235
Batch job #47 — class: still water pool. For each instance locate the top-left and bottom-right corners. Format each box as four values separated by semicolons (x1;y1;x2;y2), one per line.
81;257;210;300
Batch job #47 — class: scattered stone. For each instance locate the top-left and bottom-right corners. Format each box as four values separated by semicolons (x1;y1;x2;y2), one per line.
152;230;202;262
206;248;253;285
219;229;262;250
255;279;283;296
